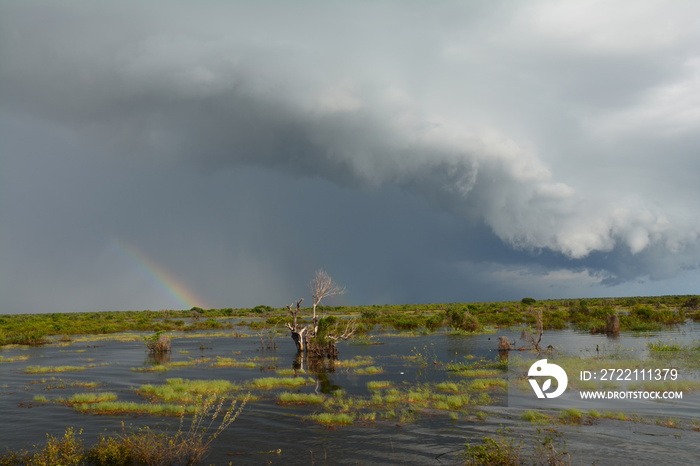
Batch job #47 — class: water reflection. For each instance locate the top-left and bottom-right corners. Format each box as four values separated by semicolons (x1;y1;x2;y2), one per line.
293;352;342;394
145;351;171;365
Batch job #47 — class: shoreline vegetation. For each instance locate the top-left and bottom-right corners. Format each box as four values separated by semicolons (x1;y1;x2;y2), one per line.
1;295;699;347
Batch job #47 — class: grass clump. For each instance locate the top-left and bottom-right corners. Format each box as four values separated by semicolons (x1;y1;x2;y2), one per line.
248;376;314;390
138;378;238;403
647;340;684;352
367;380;392;390
308;412;355;426
24;365;86;374
558;408;583;424
601;411;630;421
433;394;471;410
278;392;325;405
67;392;118;405
131;364;171;372
354;365;383;375
0;355;30;363
211;357;258;368
467;378;507;391
464;429;522;466
435;382;461;392
74;401;189;417
335;356;375;368
521;410;550;423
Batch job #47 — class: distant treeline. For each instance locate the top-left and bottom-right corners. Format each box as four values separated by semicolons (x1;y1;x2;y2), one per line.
1;295;699;346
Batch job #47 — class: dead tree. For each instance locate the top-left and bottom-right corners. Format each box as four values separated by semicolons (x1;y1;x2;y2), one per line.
257;324;279;350
309;269;346;337
520;308;544;351
285;299;306;352
285;270;354;358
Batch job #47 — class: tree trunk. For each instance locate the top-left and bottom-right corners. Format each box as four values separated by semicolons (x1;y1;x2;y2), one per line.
290;327;307;353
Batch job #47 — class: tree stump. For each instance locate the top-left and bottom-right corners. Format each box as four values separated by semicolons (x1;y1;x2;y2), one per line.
498;336;512;351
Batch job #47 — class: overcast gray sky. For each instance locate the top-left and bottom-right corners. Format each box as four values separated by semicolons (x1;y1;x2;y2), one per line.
2;1;700;314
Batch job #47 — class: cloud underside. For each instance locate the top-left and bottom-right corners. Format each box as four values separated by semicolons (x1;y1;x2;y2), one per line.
1;1;700;311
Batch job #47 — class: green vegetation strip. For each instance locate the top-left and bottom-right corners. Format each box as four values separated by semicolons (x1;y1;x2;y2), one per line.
75;401;192;416
2;295;698;347
25;365;86;374
138;378;239;403
247;377;314;390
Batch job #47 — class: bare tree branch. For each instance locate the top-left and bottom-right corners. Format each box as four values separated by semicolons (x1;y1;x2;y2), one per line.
309;269;346;322
325;319;358;342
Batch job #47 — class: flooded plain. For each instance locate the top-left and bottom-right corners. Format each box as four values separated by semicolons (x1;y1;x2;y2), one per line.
1;322;699;465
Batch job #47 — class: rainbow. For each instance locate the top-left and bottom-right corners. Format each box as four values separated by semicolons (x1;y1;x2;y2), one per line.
113;239;208;310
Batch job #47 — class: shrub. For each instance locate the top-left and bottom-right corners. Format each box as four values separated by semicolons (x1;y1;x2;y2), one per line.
445;308;482;332
464;432;522;465
3;427;86;466
144;331;171;354
425;314;444;329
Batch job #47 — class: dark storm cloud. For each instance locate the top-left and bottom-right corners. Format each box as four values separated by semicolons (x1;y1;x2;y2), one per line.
2;1;700;313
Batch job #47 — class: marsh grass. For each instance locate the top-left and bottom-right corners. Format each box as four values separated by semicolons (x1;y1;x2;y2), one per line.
521;410;550;423
360;412;377;422
139;378;239;403
435;381;461;392
334;356;375;368
278;392;325;404
433;394;471;410
71;333;143;343
248;376;314;390
211;357;258;368
167;361;198;368
558;408;583;424
446;358;507;377
647;340;685;352
367;380;392;390
354;365;383;375
308;412;355;426
131;364;171;372
75;401;192;416
467;378;507;391
601;411;631;421
455;368;503;377
655;417;681;429
0;355;30;363
66;392;118;405
24;365;86;374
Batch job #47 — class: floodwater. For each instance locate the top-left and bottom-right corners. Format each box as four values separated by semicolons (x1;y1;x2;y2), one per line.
1;322;699;465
